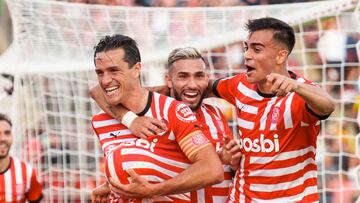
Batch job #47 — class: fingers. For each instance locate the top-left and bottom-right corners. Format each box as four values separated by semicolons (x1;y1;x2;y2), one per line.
131;117;168;138
266;73;297;97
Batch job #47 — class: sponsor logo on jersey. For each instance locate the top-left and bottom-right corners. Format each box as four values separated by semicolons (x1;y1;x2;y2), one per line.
238;134;279;152
191;132;209;146
106;138;158;156
175;103;197;123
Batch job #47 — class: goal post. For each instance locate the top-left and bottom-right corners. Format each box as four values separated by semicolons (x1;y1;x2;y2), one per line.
1;0;359;202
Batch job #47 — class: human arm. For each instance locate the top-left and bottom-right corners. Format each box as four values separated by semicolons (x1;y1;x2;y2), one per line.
219;138;241;170
109;141;223;199
91;182;111;203
266;73;335;116
89;84;167;137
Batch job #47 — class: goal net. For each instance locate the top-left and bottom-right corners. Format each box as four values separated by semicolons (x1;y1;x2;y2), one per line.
0;0;359;202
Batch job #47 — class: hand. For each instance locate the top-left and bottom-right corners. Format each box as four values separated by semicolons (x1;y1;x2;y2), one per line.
129;116;167;138
91;182;110;203
266;73;298;97
220;137;241;170
109;169;157;199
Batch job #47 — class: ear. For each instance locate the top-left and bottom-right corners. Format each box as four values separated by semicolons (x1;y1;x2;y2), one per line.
165;73;173;89
276;49;289;65
132;62;141;78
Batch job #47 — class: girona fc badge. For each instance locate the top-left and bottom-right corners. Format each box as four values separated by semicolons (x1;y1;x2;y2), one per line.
270;107;281;124
191;132;209;146
175;103;197;123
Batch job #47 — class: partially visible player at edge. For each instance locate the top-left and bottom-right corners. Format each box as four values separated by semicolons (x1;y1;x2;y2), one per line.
91;47;241;202
0;113;43;203
90;34;224;202
210;17;335;202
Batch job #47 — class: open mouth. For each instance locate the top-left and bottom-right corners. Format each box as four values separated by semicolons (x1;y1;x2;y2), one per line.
245;65;255;73
104;86;120;96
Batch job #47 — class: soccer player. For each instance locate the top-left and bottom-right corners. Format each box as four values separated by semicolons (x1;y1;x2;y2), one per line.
210;17;335;202
92;47;241;202
0;113;43;203
91;34;223;202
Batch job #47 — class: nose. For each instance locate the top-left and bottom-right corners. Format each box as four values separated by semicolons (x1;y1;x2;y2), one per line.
187;77;198;88
101;72;113;86
244;49;252;62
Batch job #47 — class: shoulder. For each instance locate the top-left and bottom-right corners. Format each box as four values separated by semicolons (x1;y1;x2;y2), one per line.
92;111;115;123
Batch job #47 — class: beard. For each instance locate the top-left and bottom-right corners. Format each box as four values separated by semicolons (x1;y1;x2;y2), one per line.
173;90;205;111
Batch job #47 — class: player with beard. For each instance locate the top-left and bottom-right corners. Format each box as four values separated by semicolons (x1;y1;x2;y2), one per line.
0;113;42;203
90;35;224;202
90;47;240;202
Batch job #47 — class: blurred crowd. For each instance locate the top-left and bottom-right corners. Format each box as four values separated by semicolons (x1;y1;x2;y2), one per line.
63;0;316;6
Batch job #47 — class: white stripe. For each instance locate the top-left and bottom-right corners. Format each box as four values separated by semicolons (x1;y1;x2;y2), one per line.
141;175;164;182
284;93;295;129
5;165;12;202
236;99;258;114
13;158;23;185
270;98;284;131
260;97;277;130
93;119;120;128
99;129;132;140
213;196;227;203
301;121;309;127
102;138;136;151
122;161;179;177
197;188;205;203
239;156;246;202
252;185;318;203
250;146;316;164
168;193;191;201
25;163;32;192
163;97;173;120
297;77;306;83
249;157;315;177
212;179;232;188
107;153;121;183
250;170;317;192
168;131;175;141
121;148;190;168
154;92;161;119
202;107;218;140
237;82;263;101
237;117;254;129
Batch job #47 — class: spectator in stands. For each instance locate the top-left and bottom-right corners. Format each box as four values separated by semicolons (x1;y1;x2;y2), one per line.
0;113;43;202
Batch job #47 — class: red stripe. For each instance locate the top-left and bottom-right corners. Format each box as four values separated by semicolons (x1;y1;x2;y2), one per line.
10;159;16;202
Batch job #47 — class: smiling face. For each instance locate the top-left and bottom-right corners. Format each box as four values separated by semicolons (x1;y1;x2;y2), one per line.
243;29;287;84
166;58;209;111
0;120;12;160
95;48;140;106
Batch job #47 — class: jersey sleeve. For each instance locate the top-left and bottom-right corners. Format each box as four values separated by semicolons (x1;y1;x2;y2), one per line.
26;168;43;202
212;75;239;105
168;101;212;159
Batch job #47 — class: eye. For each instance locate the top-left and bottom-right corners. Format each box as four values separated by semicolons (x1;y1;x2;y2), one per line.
95;70;103;76
243;46;248;51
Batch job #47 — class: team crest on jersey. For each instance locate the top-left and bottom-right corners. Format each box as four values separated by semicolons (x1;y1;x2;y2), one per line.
270;107;281;124
191;132;209;146
175;103;196;123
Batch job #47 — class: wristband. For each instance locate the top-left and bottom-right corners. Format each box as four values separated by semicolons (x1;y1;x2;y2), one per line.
121;111;138;128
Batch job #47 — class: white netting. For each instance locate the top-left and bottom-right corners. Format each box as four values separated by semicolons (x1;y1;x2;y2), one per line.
0;0;359;202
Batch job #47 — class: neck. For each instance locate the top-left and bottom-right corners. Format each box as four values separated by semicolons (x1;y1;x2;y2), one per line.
0;156;10;173
122;86;150;114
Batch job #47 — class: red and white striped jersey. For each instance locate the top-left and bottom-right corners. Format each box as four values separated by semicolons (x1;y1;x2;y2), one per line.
191;103;234;203
92;91;211;202
213;72;324;203
0;157;42;203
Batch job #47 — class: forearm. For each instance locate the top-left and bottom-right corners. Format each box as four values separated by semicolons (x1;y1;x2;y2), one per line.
152;146;223;196
295;83;335;116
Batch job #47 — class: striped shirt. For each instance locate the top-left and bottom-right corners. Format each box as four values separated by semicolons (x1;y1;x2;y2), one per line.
191;103;234;203
92;91;211;202
0;157;42;203
213;72;324;203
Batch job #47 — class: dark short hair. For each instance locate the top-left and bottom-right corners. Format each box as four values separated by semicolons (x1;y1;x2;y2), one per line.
93;34;141;68
0;113;12;127
245;17;295;54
